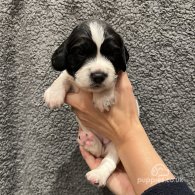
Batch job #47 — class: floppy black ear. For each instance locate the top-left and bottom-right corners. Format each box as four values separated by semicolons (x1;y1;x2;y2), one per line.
124;46;129;63
51;40;68;71
121;46;129;72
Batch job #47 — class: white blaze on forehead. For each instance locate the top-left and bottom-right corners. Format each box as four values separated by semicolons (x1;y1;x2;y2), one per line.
89;22;104;49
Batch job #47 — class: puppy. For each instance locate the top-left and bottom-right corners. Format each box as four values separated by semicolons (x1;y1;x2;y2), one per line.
44;20;130;187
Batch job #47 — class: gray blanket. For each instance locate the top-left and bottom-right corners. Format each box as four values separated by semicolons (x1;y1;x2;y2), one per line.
0;0;194;194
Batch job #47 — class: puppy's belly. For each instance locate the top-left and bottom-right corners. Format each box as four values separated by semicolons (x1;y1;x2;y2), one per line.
95;134;110;145
76;117;107;157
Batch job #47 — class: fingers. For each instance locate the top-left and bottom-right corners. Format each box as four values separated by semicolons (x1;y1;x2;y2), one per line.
79;146;97;170
116;72;135;99
116;72;133;91
78;128;100;170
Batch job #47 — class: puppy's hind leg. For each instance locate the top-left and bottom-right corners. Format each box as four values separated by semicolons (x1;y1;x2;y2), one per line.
86;142;119;187
77;118;104;158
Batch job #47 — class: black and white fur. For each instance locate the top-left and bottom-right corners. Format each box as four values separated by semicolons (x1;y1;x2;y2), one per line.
44;20;131;186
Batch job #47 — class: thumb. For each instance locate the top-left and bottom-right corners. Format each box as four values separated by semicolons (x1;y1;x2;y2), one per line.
79;146;101;170
65;92;81;108
79;146;95;169
65;90;93;108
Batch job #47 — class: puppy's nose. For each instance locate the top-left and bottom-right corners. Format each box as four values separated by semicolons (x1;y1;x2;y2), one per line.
90;72;108;84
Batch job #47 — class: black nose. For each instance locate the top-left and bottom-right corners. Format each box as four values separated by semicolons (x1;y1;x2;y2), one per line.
90;72;108;84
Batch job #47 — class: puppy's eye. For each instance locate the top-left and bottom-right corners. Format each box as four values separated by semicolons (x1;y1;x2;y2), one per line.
77;50;85;56
71;47;85;57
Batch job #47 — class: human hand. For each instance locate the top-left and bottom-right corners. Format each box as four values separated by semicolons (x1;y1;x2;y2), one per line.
79;146;135;195
65;72;143;146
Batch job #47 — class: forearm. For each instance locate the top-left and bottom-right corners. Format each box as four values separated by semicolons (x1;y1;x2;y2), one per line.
113;124;175;195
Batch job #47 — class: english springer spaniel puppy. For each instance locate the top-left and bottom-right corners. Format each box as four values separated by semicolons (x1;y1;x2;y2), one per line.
44;20;130;187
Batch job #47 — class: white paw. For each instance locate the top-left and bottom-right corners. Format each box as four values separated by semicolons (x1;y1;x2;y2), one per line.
93;91;115;112
44;85;66;109
86;169;107;187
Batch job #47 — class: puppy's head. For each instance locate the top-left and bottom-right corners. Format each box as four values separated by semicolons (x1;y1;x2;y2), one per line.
52;20;129;92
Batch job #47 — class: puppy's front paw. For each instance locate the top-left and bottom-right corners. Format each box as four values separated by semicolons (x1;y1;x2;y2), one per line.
44;85;66;109
93;91;115;112
86;169;107;187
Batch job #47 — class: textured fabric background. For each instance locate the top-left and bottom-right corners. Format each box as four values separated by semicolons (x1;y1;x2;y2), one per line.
0;0;194;195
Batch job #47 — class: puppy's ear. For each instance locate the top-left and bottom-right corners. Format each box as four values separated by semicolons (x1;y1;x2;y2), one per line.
121;46;129;71
51;40;68;71
124;46;129;63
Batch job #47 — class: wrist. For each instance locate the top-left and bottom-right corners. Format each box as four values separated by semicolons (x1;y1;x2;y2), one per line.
112;119;145;148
